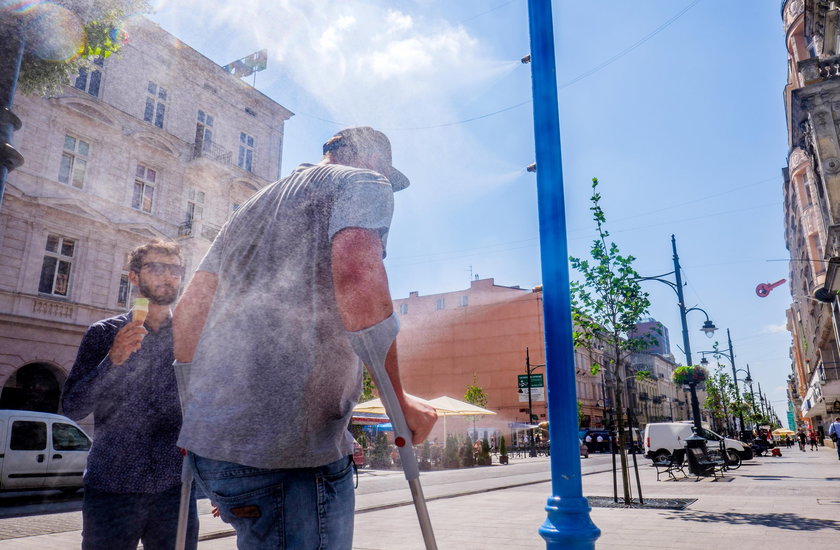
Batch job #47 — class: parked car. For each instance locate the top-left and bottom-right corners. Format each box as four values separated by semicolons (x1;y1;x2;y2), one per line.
578;429;611;453
0;410;91;493
643;422;750;464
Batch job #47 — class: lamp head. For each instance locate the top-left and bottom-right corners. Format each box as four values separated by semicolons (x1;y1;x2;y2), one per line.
701;320;717;338
700;356;709;367
745;374;752;384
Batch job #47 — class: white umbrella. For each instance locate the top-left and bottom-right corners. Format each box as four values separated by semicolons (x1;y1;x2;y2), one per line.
426;396;497;442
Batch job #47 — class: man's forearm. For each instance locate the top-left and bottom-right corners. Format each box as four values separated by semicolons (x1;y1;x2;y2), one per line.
173;270;218;362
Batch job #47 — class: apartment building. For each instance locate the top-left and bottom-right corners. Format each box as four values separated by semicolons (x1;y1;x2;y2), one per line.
0;17;292;421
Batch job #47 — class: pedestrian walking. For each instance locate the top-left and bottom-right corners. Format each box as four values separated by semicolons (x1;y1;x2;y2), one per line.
61;240;198;550
596;433;605;453
828;418;840;460
798;429;807;452
173;126;437;549
809;429;819;451
584;433;594;454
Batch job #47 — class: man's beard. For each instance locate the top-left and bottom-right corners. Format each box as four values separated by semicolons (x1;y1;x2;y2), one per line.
138;279;178;305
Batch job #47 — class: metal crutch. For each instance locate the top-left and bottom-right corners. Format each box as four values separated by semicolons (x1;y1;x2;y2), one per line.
173;361;193;550
364;356;438;550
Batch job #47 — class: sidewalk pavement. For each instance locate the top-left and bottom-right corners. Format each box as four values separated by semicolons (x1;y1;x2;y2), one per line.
1;447;838;549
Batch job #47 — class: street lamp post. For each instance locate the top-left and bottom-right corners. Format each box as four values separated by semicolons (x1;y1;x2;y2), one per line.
637;235;717;431
525;347;545;457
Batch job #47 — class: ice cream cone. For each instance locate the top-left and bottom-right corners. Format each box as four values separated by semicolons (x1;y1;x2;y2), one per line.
132;297;149;324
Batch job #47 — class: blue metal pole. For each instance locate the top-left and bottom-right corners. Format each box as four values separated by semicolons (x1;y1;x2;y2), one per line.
527;1;600;548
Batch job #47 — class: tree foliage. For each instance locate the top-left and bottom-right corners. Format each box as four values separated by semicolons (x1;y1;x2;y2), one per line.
3;1;151;96
703;367;734;432
569;177;652;505
464;373;488;408
360;369;375;402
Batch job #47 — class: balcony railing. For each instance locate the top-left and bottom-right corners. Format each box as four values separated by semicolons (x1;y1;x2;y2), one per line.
192;140;232;165
201;222;221;241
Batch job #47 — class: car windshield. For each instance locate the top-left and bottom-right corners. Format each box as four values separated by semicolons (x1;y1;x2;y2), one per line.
699;428;721;441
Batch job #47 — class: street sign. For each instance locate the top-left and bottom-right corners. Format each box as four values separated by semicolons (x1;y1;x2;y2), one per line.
517;374;545;402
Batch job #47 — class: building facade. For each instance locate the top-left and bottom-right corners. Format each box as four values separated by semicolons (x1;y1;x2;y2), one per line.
391;278;690;443
781;0;840;432
0;18;292;424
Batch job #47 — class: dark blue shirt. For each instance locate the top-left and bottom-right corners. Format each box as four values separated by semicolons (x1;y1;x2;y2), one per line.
62;313;183;493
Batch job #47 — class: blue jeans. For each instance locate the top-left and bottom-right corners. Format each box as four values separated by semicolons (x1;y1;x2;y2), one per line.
82;484;198;550
188;453;355;549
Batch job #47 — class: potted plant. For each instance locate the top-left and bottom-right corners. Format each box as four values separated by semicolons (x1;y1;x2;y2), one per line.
477;435;492;466
443;435;461;469
461;434;475;467
499;435;509;464
419;440;432;471
672;365;708;386
369;432;392;469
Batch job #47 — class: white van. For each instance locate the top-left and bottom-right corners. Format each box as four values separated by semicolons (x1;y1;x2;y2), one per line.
644;422;749;464
0;410;91;493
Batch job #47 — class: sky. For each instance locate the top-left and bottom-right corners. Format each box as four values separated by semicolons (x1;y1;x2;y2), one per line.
149;0;792;423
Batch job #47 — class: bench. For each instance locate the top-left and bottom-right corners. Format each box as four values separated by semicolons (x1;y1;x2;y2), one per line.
686;446;725;481
652;449;688;481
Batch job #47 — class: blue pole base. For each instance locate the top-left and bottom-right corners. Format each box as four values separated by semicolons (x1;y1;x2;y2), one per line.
539;496;600;550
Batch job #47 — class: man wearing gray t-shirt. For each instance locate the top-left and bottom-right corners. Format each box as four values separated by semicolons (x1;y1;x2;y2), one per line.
173;127;437;549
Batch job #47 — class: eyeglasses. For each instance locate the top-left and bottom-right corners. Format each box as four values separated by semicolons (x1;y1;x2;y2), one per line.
141;262;185;278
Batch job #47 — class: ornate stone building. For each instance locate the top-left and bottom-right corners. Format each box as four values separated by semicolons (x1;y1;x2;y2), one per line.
782;0;840;431
0;17;292;425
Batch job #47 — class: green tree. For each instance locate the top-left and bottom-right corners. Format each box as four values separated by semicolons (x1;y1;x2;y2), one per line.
703;368;734;434
464;372;488;438
570;177;653;505
360;369;375;402
578;400;585;427
3;1;151;96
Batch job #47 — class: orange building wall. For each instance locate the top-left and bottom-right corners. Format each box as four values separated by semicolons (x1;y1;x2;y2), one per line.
393;278;555;438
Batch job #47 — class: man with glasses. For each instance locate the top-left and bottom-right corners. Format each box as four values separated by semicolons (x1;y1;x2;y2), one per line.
173;127;437;549
62;239;198;550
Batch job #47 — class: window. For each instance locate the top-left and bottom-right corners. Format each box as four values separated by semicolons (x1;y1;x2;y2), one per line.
194;110;214;156
238;132;255;172
39;234;75;296
10;421;46;451
186;188;205;223
435;298;445;310
73;57;103;97
52;423;91;451
143;81;167;128
117;274;130;307
802;173;814;207
58;135;89;188
809;233;825;275
459;295;468;307
132;165;156;213
399;303;408;315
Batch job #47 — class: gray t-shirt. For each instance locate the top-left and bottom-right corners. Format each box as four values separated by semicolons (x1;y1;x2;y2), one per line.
177;163;394;469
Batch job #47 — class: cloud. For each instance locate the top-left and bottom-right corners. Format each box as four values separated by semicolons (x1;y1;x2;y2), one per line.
152;0;504;122
385;10;413;33
763;323;788;334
